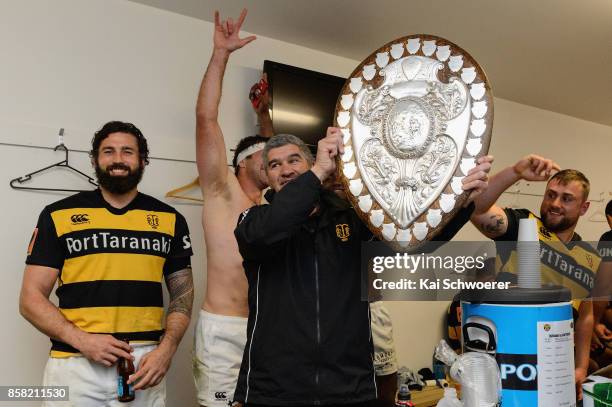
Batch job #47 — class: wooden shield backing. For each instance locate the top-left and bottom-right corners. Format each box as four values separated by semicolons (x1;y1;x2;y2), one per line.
334;35;493;248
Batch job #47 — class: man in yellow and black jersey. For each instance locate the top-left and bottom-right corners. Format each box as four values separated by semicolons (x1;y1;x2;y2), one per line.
20;121;194;406
494;209;600;301
470;154;601;400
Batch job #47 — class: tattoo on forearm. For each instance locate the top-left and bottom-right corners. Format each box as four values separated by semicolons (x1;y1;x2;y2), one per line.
166;268;194;317
482;215;505;234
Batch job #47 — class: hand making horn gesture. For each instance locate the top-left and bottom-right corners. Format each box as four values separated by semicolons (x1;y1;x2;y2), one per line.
213;8;256;54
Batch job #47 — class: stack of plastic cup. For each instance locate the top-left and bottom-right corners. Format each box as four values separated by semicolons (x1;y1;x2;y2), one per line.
517;218;541;289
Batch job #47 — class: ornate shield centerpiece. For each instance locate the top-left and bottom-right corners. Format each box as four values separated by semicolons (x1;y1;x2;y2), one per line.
335;35;493;248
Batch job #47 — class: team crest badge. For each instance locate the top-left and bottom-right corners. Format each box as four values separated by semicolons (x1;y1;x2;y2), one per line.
336;224;350;242
147;214;160;229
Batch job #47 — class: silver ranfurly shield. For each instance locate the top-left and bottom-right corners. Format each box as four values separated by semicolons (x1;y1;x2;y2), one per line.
335;35;493;248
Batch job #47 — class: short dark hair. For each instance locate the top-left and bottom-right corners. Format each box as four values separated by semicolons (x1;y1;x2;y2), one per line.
90;121;149;165
263;134;314;169
606;199;612;217
547;169;590;201
232;135;268;175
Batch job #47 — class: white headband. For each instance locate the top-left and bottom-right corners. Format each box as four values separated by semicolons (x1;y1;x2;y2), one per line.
236;142;266;165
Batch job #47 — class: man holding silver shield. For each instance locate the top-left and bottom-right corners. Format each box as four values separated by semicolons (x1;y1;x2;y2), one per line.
234;129;492;406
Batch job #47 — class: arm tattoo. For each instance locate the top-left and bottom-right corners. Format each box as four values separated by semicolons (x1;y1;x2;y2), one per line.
482;214;505;234
165;268;194;317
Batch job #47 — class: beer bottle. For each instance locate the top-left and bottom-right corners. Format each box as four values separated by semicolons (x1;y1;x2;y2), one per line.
117;339;135;402
395;384;415;407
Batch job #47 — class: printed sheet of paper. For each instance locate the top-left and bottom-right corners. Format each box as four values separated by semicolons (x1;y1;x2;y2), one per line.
537;319;576;407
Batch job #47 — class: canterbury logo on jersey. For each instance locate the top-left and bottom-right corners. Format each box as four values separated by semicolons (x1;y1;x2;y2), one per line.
539;226;552;239
65;231;171;256
70;214;90;224
214;392;227;400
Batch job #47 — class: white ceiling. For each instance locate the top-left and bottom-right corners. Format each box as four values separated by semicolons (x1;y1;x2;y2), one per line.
130;0;612;127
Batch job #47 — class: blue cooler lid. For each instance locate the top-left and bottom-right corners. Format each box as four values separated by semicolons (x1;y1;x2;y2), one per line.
459;284;571;304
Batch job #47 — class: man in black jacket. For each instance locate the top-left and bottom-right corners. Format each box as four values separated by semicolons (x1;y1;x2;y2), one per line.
234;129;492;406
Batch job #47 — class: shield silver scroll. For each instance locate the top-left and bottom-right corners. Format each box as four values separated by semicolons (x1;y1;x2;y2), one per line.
335;35;493;248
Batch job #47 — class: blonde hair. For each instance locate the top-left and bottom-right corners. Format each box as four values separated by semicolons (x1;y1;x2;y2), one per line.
547;169;590;200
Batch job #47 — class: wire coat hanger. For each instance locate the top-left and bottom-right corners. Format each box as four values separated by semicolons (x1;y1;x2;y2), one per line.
588;192;608;222
9;128;98;192
165;177;203;203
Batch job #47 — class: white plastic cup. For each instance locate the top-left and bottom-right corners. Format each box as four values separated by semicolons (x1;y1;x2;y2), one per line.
518;218;538;242
517;219;541;288
517;246;541;288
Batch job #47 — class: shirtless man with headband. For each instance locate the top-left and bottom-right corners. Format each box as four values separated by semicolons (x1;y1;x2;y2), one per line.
192;9;271;406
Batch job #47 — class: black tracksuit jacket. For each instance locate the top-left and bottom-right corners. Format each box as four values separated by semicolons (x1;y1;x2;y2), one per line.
233;170;475;406
234;170;376;405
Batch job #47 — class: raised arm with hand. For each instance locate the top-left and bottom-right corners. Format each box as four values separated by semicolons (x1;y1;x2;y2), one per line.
462;155;494;206
311;127;344;183
196;9;256;194
471;154;560;238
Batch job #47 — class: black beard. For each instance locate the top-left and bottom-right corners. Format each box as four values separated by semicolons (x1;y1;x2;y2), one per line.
95;162;143;194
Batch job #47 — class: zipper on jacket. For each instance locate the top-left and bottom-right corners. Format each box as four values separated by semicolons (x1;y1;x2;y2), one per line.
313;234;321;405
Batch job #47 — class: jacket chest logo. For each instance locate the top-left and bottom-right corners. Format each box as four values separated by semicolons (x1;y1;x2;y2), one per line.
336;224;350;242
147;214;160;229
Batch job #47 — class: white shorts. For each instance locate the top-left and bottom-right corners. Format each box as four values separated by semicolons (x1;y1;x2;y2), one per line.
370;301;398;376
42;344;165;407
193;310;247;406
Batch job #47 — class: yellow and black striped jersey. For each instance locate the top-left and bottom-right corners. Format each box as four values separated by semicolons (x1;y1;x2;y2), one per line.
494;208;601;301
26;189;193;357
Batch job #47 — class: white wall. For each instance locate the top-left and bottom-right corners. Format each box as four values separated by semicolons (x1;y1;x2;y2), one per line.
0;0;610;404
